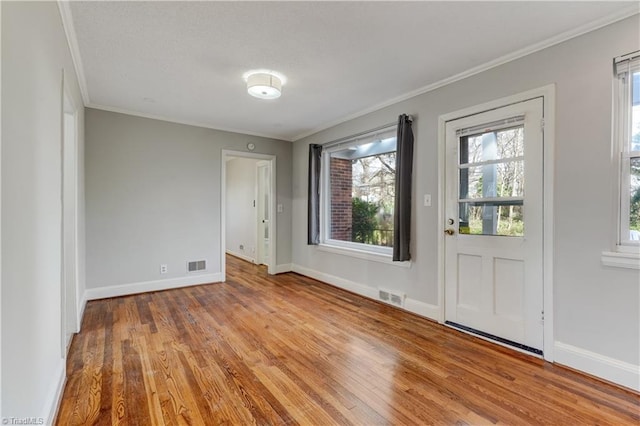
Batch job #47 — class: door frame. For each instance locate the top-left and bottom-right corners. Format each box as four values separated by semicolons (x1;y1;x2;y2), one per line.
61;76;80;356
221;150;277;279
256;160;271;266
437;85;555;362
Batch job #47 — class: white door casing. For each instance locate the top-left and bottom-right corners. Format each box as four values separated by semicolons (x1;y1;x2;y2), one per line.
444;97;544;354
257;161;270;266
62;84;79;356
221;150;277;279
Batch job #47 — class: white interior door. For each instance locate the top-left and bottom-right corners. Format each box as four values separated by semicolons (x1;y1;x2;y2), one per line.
257;162;270;266
444;97;544;354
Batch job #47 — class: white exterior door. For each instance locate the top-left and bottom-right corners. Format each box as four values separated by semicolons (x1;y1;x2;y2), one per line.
444;98;544;354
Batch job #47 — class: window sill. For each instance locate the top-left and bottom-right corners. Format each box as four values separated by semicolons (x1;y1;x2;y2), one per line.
601;250;640;270
317;244;412;268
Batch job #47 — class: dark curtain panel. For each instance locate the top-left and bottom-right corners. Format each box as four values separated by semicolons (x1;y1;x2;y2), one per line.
308;144;323;245
393;114;414;261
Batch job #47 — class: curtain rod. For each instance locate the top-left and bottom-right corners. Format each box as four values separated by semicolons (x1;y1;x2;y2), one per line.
322;115;413;149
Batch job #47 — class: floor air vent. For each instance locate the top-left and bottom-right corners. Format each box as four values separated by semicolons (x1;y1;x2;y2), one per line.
187;260;206;272
378;288;405;308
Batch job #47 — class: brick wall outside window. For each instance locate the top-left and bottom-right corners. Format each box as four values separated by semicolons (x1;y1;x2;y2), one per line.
330;157;353;241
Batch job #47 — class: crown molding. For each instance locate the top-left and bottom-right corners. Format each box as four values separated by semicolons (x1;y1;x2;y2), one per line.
57;1;90;105
292;5;640;141
86;103;292;142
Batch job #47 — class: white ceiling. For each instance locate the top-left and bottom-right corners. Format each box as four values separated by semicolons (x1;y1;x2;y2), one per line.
65;1;638;141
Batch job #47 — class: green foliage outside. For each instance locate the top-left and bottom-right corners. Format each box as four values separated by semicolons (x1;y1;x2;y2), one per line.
631;187;640;231
351;198;393;246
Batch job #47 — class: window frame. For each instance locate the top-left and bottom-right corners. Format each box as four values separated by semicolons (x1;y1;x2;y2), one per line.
603;51;640;269
319;125;398;257
614;52;640;251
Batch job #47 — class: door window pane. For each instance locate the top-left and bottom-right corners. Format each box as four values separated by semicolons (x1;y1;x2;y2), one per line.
460;127;524;165
460;161;524;199
458;124;525;237
459;202;524;237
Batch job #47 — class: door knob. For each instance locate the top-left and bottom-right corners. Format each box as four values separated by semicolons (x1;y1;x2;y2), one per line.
444;229;455;235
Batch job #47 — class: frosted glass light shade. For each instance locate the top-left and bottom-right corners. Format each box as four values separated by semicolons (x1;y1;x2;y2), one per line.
246;72;282;99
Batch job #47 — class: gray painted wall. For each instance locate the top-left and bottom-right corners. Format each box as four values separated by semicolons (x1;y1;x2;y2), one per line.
293;16;640;367
1;1;86;419
85;108;292;289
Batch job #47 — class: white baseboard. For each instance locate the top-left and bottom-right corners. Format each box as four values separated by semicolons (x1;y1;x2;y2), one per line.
275;263;292;274
44;359;66;426
76;292;87;332
85;273;223;300
292;264;378;299
404;298;441;321
554;341;640;392
226;250;255;264
291;264;440;321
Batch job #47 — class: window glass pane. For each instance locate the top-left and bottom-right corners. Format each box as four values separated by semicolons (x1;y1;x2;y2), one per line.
459;202;524;237
631;71;640;152
460;127;524;165
460;161;524;199
630;157;640;240
329;140;396;247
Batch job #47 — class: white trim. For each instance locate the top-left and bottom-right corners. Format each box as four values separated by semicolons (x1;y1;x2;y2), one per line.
601;251;640;269
61;78;81;361
542;86;556;362
292;264;379;300
226;250;255;264
275;263;292;274
554;342;640;392
437;85;556;362
44;359;66;426
0;1;3;417
291;264;439;321
88;103;291;142
404;298;440;322
316;244;411;268
292;7;638;141
221;150;277;280
84;273;222;300
57;1;89;105
77;291;87;332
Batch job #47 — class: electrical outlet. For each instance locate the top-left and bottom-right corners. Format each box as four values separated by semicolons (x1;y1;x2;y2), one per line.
160;264;168;274
277;203;283;213
239;244;244;250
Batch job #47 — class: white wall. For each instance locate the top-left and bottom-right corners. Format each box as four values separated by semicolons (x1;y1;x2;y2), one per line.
1;1;85;420
226;158;258;261
292;16;640;389
85;109;292;297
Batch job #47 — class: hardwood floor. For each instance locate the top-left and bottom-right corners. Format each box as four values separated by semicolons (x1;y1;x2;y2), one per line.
57;255;639;425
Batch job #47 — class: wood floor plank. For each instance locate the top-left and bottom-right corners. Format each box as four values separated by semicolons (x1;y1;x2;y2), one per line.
57;255;640;425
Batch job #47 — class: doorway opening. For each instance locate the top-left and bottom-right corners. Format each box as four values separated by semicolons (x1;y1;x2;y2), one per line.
221;150;276;279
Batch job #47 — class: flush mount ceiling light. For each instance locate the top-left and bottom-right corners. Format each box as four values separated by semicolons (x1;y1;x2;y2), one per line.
243;70;287;100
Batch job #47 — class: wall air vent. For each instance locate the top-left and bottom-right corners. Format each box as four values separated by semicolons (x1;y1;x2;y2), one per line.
378;288;405;308
187;260;206;272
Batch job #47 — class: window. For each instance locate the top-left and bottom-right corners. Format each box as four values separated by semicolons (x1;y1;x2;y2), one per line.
458;121;525;237
614;52;640;248
321;126;397;255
